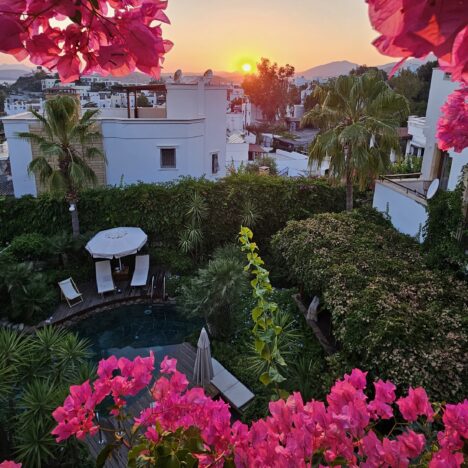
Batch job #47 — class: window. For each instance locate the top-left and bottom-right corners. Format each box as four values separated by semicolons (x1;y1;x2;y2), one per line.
212;153;219;174
160;148;176;168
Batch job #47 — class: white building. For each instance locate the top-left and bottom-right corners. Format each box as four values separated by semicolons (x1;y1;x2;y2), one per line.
2;80;228;197
373;69;468;241
41;78;58;90
4;96;43;116
226;133;250;170
406;116;426;157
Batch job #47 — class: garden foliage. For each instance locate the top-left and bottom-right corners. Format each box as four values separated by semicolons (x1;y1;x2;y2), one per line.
272;208;467;401
0;175;348;255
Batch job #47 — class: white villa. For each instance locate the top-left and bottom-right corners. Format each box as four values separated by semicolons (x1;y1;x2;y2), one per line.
373;69;468;241
2;78;228;197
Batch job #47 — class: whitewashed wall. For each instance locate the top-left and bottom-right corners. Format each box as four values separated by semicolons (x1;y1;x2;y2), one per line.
3;121;37;196
373;182;427;242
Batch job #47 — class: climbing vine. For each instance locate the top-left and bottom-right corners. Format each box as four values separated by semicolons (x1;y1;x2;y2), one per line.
238;227;286;396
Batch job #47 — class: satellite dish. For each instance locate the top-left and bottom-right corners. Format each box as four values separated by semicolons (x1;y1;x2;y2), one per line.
203;69;213;83
174;69;182;83
426;178;440;199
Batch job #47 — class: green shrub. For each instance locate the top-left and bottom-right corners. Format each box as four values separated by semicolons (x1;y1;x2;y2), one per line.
423;181;467;275
9;233;51;261
245;156;278;175
0;261;56;323
0;176;351;256
272;208;467;401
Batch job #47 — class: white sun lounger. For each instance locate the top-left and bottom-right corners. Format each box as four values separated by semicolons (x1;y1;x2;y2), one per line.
95;260;116;297
131;254;149;288
58;277;83;308
211;358;255;411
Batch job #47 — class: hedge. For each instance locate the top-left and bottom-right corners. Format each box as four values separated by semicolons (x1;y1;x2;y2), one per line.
272;208;467;401
0;175;352;255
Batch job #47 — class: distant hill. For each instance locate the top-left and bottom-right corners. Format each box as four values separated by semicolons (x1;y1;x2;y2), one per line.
298;60;359;80
297;56;438;81
378;55;437;74
0;64;33;82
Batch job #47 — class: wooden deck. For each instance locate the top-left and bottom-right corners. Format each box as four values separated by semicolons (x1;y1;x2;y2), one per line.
84;342;220;468
40;267;166;327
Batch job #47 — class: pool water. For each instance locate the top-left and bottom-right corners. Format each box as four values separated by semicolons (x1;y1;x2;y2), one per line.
71;303;202;361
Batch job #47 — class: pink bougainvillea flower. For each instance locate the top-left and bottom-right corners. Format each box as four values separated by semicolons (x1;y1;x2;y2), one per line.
160;356;177;374
366;0;468;152
366;0;468;79
396;430;426;459
0;16;27;60
397;387;434;422
53;362;467;467
429;448;464;468
0;462;22;468
436;87;468;152
0;0;172;82
368;379;396;420
344;368;368;390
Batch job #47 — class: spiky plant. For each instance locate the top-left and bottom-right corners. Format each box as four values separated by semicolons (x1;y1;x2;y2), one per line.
302;72;409;211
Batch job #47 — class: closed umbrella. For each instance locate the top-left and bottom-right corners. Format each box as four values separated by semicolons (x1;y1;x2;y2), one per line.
86;227;147;269
193;327;214;387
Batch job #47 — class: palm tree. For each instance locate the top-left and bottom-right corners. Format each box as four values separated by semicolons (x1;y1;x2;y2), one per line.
302;72;409;211
17;95;105;237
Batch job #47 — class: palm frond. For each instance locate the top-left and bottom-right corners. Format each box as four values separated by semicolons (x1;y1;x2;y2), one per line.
27;157;53;184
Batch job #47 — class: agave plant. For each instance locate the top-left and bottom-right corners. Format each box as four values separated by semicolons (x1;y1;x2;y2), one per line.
0;327;94;468
179;191;209;261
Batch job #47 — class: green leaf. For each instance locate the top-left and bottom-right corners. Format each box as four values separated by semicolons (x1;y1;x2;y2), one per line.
255;338;265;355
259;372;271;386
96;443;118;468
157;454;181;468
128;443;148;467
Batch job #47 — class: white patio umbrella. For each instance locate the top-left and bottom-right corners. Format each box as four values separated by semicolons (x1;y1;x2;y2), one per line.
193;327;214;387
85;227;147;269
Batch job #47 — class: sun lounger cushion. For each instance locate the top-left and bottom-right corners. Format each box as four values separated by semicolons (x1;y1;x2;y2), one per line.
223;382;255;409
211;369;239;393
131;254;149;287
210;359;255;410
96;261;115;294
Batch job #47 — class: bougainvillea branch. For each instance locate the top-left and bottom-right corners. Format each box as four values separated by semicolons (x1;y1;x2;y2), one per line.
0;0;173;82
50;353;468;467
366;0;468;152
366;0;468;83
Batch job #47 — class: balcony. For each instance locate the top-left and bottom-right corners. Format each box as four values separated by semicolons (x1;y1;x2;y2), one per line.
378;173;431;203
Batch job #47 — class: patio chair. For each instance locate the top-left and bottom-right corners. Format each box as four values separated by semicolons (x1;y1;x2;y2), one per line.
95;260;116;297
58;277;83;308
131;254;150;288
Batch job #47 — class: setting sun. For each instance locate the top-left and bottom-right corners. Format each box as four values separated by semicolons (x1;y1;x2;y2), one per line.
241;63;253;73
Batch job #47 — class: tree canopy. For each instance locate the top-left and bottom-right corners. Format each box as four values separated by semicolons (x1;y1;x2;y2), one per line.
242;58;295;122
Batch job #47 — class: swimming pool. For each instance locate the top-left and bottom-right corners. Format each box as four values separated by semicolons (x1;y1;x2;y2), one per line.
71;303;202;361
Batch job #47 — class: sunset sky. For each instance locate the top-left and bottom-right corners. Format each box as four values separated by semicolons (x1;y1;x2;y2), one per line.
0;0;390;73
